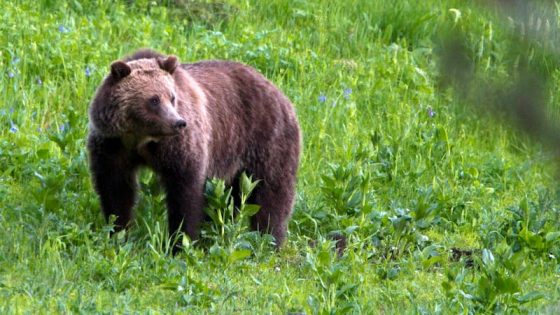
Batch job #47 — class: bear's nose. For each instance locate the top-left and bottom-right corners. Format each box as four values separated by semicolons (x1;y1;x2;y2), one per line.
173;119;187;130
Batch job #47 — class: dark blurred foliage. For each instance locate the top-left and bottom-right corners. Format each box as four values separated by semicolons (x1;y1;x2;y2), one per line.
437;0;560;160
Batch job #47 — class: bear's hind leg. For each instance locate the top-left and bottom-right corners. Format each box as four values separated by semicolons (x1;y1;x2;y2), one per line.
247;127;300;247
249;175;296;248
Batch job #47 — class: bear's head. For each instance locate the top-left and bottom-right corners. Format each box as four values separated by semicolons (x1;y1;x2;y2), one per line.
90;55;187;139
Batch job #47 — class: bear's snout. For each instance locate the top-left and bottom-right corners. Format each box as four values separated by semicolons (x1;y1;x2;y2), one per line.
173;119;187;130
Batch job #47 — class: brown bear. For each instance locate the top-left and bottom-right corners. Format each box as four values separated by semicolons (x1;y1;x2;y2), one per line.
87;49;301;249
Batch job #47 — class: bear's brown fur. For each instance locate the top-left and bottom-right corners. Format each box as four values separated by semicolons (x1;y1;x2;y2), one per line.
87;49;301;249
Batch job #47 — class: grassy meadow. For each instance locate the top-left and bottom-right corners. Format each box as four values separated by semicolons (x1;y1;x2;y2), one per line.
1;0;560;313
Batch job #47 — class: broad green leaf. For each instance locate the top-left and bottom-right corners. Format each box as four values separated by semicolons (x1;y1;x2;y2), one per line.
229;249;252;263
494;275;519;294
545;231;560;242
515;291;545;304
242;204;261;217
482;249;494;266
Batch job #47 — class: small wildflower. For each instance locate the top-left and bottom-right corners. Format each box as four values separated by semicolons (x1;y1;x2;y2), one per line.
60;122;69;133
11;57;20;64
9;107;14;114
85;66;92;77
36;77;43;85
58;25;69;33
8;71;15;78
343;88;352;99
9;121;18;133
427;107;435;118
318;94;327;103
388;43;400;52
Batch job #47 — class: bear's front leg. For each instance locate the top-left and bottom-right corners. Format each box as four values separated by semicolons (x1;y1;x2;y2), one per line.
160;168;206;248
88;136;138;232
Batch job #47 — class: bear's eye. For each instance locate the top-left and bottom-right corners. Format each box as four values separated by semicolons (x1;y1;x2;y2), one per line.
170;94;176;104
148;96;160;108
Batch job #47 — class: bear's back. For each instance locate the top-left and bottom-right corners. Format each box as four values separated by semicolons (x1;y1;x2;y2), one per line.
180;60;300;180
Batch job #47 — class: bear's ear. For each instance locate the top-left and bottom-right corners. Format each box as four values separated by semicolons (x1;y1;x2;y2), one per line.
110;61;132;81
158;55;179;74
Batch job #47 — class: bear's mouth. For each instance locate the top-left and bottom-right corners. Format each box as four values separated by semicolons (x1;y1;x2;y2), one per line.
138;135;161;146
138;122;183;138
150;128;182;137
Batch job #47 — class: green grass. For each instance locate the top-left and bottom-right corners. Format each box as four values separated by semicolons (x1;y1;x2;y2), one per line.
1;0;560;313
